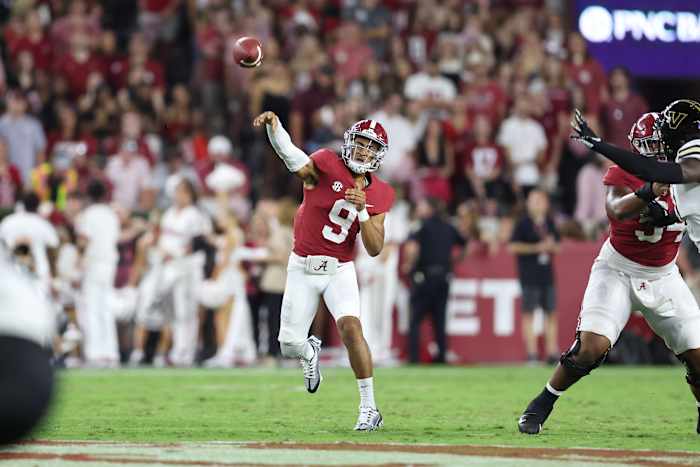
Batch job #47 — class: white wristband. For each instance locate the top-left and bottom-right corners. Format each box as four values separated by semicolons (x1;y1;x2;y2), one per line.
358;208;370;222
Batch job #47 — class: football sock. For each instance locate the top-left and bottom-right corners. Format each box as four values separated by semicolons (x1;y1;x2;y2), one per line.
357;377;376;409
533;384;561;406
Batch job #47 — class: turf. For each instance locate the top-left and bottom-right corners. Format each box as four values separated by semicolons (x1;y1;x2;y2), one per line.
35;365;700;452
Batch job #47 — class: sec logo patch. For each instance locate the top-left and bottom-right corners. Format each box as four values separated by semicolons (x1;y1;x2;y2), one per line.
332;181;343;192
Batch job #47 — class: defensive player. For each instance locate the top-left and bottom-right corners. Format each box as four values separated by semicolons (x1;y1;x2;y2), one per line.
568;100;700;434
519;111;700;434
253;111;394;431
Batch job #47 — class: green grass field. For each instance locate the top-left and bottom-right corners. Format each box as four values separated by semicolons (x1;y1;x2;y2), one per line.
35;365;700;452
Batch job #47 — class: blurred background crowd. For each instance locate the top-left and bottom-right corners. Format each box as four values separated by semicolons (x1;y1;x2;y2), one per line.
1;0;699;368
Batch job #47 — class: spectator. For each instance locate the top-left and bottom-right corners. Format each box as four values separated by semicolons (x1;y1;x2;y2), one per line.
11;9;53;73
0;138;22;212
0;89;46;183
497;92;547;198
403;57;457;117
574;155;611;239
564;32;607;119
600;67;648;149
412;117;455;204
54;31;105;99
106;139;154;212
289;65;336;146
46;102;97;166
329;22;374;83
509;189;560;364
368;93;416;184
343;0;392;61
403;197;466;364
50;0;102;52
460;115;510;214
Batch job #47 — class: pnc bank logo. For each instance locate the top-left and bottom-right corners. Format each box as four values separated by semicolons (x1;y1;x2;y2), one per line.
579;5;700;43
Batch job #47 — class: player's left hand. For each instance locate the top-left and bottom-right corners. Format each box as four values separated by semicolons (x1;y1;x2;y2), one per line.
570;109;601;148
345;182;366;211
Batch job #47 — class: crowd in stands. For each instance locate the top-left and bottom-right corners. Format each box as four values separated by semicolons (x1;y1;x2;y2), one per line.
0;0;684;366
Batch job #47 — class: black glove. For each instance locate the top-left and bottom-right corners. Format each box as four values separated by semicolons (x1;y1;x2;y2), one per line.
641;200;681;227
634;182;655;203
570;109;601;148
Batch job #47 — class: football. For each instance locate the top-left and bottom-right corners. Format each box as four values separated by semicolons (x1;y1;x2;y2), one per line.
233;36;263;68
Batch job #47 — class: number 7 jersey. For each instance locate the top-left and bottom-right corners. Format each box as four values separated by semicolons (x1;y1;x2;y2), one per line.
603;165;684;267
293;149;395;262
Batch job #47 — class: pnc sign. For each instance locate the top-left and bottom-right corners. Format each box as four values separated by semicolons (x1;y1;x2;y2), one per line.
579;5;700;43
575;1;700;77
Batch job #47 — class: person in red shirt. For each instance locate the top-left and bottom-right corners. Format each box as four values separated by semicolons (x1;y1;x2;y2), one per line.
329;21;374;83
10;9;53;72
518;113;700;435
462;115;509;213
53;32;105;99
600;67;648;149
253;110;394;432
564;32;607;119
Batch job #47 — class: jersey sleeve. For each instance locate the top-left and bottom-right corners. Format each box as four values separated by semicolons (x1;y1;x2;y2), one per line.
603;165;639;189
370;182;395;216
676;139;700;162
310;148;340;175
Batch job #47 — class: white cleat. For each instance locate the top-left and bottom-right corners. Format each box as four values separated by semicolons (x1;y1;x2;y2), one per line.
354;407;383;431
302;336;322;393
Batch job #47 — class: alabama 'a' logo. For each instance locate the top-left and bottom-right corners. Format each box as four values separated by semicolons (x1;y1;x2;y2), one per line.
667;111;688;129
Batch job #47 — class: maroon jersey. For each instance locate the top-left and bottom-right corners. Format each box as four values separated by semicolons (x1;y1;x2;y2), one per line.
603;165;684;267
293;149;395;262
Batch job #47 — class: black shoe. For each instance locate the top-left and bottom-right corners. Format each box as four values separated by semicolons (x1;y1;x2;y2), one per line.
696;408;700;434
518;398;555;435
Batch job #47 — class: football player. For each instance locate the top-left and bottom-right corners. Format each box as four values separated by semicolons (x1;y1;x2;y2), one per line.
253;111;394;431
0;245;55;444
519;111;700;435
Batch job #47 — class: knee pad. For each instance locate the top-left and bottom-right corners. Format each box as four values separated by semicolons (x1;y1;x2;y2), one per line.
559;333;610;378
280;341;307;359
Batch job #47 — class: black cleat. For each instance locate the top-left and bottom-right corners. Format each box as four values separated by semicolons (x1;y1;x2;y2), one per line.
518;400;555;435
696;408;700;434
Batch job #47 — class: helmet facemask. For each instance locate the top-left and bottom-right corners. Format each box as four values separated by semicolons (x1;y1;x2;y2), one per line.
341;132;387;174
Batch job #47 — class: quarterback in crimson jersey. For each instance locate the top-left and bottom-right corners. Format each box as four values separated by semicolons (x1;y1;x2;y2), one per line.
253;111;394;431
519;112;700;435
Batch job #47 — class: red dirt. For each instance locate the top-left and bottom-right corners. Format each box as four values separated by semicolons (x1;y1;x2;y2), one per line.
4;440;700;467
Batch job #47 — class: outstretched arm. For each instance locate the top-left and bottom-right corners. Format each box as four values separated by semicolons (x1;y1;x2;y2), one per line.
571;109;700;183
253;111;319;185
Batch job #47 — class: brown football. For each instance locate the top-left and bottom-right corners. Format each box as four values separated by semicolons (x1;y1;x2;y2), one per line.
232;36;263;68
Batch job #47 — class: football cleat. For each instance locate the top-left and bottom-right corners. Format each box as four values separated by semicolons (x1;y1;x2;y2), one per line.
302;336;322;393
518;400;554;435
354;407;383;431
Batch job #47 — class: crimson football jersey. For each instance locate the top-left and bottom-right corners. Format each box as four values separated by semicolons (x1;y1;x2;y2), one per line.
603;165;685;267
293;149;395;262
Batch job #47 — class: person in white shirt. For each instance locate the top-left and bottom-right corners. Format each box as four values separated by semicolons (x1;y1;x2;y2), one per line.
497;93;548;197
403;58;456;117
105;140;154;212
0;192;59;289
75;180;121;367
157;178;212;366
368;94;417;184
